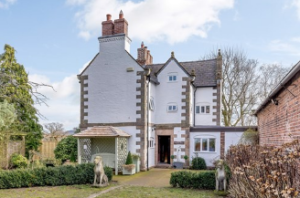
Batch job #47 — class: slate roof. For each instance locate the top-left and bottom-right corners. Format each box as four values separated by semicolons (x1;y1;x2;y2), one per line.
145;58;217;87
73;126;131;138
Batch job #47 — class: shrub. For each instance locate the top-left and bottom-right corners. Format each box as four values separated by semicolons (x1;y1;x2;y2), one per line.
170;170;215;189
0;163;101;189
54;136;77;162
125;151;133;165
104;166;113;181
226;140;300;198
10;153;28;169
191;157;206;170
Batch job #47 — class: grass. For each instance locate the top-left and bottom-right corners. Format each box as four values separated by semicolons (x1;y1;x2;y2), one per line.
98;186;219;198
0;184;114;198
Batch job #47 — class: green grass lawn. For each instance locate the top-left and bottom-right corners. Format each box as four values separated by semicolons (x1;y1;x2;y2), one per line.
98;186;219;198
0;184;112;198
0;185;218;198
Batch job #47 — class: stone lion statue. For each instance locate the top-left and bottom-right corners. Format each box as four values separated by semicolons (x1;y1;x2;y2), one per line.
93;156;109;187
215;159;226;191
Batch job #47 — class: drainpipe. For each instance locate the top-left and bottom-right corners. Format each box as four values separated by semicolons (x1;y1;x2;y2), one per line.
193;88;197;126
145;68;151;171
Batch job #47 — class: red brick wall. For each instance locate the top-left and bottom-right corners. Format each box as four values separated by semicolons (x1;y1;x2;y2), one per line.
258;72;300;146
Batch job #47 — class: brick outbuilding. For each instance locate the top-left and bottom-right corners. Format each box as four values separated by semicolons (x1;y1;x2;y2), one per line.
255;61;300;146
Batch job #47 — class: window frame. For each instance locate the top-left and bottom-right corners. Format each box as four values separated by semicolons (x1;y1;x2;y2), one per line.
167;104;178;112
167;73;178;82
194;137;216;152
195;104;211;114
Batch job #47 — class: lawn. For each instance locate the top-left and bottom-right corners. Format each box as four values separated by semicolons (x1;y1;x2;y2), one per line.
99;186;218;198
0;184;112;198
0;185;218;198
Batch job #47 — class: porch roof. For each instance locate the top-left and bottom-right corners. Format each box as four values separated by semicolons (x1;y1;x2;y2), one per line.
73;126;131;138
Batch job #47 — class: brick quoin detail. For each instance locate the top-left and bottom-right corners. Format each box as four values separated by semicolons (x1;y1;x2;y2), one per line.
220;132;225;159
257;72;300;147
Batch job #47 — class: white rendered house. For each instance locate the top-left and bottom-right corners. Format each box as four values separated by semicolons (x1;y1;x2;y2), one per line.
75;11;252;170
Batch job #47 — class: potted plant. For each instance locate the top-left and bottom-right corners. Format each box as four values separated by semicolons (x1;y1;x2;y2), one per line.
170;155;175;162
122;151;136;175
183;155;189;168
131;154;140;173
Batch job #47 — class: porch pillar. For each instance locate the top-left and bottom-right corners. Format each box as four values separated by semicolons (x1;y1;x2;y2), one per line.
115;137;118;175
77;138;81;164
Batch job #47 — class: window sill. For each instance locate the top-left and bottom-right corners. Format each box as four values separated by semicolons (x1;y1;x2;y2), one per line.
193;151;217;154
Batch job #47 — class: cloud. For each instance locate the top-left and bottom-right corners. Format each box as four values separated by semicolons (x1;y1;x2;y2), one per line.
0;0;16;9
292;0;300;19
29;73;80;130
67;0;234;44
269;39;300;56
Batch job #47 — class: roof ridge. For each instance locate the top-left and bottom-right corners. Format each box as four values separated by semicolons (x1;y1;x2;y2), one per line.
146;58;217;66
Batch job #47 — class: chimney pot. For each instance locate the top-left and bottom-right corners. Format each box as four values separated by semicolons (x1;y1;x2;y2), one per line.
119;10;124;19
141;42;144;48
106;14;112;21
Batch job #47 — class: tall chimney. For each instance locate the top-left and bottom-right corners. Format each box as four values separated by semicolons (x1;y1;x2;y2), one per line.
137;42;153;65
102;14;114;36
114;10;128;35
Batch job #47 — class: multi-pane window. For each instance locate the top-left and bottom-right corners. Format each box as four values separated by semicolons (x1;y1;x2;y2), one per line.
168;105;177;112
168;73;177;82
196;105;210;114
149;139;154;148
194;138;216;152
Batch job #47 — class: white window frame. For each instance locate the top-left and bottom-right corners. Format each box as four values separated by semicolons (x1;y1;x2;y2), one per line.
196;103;210;114
194;137;216;152
167;103;178;112
168;73;178;82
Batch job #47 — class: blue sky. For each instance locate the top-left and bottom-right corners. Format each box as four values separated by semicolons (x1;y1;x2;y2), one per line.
1;0;300;130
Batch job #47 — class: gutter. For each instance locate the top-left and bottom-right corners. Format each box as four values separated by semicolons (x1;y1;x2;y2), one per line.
254;60;300;115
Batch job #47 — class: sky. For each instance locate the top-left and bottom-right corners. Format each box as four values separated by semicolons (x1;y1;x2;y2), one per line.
1;0;300;130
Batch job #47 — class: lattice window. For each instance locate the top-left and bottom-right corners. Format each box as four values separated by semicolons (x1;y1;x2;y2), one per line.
79;138;91;163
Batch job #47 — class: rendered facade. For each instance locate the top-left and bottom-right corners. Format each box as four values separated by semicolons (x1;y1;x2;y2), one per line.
76;11;247;170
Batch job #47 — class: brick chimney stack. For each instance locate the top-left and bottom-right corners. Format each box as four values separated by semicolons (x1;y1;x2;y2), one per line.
114;10;128;35
137;42;153;65
102;14;114;36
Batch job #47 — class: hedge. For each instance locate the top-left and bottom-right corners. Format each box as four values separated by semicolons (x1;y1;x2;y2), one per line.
170;171;215;189
0;163;113;189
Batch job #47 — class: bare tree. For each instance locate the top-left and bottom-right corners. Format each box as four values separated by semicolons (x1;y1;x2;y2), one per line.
257;63;289;103
43;122;67;141
204;48;259;126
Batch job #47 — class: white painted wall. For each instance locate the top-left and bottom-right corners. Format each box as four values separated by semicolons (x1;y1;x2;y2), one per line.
155;60;188;124
149;82;156;124
82;35;143;123
195;87;217;125
173;127;186;163
148;126;155;167
99;35;131;53
118;126;140;155
190;132;220;167
224;132;243;155
190;85;194;126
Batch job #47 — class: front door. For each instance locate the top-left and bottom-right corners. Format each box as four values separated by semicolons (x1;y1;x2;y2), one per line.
158;136;170;164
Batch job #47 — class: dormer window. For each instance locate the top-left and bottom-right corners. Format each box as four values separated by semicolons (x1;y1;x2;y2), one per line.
167;103;178;112
168;73;177;82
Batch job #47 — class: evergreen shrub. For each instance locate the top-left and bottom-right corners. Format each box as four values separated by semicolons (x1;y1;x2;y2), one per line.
125;151;133;165
10;153;28;169
0;163;113;189
191;157;207;170
170;170;215;189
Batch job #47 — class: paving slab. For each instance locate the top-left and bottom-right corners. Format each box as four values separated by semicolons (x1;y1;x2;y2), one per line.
112;168;182;187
